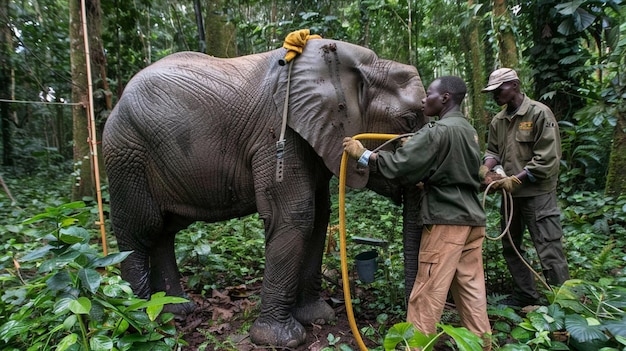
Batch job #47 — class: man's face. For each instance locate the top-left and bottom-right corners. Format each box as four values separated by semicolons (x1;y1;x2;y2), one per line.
422;79;446;117
491;81;516;106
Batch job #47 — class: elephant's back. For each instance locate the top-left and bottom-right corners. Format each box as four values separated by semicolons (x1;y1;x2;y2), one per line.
103;50;284;220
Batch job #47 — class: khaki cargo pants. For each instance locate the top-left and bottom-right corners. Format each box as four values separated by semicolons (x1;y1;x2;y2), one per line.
407;225;492;350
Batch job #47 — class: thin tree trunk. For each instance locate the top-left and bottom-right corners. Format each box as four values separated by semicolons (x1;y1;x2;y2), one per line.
193;0;206;53
493;0;518;68
205;0;236;57
70;0;93;200
464;0;488;148
0;0;13;166
605;110;626;197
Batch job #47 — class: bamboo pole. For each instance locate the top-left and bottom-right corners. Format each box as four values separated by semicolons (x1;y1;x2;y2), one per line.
81;0;108;256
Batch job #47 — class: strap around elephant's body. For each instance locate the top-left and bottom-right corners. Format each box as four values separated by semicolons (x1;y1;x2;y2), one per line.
276;60;294;182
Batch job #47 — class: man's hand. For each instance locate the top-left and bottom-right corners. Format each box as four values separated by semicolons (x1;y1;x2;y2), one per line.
400;136;412;147
483;171;504;185
343;137;366;160
492;175;522;192
479;165;490;180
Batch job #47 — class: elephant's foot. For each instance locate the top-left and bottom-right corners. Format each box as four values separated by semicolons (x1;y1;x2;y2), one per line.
292;298;336;325
249;315;306;348
162;299;196;320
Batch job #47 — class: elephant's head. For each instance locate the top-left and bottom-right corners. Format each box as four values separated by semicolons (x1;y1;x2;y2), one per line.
273;39;426;188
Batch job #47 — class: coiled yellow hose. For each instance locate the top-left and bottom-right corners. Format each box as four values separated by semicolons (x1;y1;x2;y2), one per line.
339;133;400;351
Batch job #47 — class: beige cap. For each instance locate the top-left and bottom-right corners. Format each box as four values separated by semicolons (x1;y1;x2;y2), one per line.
482;68;519;92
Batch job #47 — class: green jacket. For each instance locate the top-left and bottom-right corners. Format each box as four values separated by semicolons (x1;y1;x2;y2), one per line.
485;95;561;197
374;110;486;227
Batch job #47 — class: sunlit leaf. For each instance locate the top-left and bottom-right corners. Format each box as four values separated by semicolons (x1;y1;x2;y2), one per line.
69;296;92;314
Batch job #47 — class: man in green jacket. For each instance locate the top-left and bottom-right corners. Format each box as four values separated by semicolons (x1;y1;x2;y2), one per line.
480;68;570;307
344;76;491;349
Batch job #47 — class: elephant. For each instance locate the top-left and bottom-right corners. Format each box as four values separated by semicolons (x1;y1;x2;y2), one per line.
102;37;426;348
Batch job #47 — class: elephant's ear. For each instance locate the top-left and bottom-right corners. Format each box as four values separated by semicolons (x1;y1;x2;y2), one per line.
272;39;375;188
273;39;424;189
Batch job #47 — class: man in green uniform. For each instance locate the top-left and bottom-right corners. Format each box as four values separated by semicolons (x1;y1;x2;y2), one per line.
344;76;491;349
480;68;570;307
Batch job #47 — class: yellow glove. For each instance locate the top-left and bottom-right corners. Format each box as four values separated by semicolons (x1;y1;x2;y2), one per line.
478;165;490;181
342;137;366;160
493;175;522;192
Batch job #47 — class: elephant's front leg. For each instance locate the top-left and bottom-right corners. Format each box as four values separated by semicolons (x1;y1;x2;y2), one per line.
249;212;309;348
292;184;336;325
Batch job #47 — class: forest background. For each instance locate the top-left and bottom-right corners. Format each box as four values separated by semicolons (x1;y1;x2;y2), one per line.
0;0;625;350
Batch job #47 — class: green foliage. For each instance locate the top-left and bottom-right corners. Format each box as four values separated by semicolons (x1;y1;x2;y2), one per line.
0;200;187;350
487;277;626;350
383;322;484;351
328;183;406;318
175;216;266;293
560;192;626;281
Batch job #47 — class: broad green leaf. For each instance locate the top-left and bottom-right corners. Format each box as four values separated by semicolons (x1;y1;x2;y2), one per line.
63;314;77;330
90;251;133;268
56;333;78;351
20;245;53;262
90;335;114;351
603;317;626;339
555;0;584;15
69;296;92;314
102;282;134;297
113;318;130;338
383;322;416;350
147;303;164;322
126;293;189;311
78;268;102;293
59;226;90;244
511;326;532;341
38;250;81;272
439;324;483;351
46;270;72;291
54;297;75;315
60;217;79;228
0;320;29;343
565;314;609;343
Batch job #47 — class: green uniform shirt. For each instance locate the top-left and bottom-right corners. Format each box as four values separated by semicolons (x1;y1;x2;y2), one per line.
485;95;561;197
374;111;486;227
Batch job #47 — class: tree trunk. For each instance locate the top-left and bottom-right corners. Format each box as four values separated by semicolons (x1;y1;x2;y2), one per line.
205;0;236;57
87;0;108;182
0;0;13;166
605;110;626;197
70;0;93;200
193;0;206;53
463;0;489;148
493;0;518;68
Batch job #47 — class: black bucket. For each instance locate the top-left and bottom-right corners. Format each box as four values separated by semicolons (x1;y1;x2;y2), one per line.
355;250;378;283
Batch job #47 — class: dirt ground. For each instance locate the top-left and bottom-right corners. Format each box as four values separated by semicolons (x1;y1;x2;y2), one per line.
175;282;458;351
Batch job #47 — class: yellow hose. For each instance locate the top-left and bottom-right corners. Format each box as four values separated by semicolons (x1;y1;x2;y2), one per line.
339;133;399;351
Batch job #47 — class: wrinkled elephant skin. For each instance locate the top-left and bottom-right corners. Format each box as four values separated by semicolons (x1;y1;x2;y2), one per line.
102;39;425;347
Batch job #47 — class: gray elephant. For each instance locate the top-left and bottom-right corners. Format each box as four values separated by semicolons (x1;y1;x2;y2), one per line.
102;37;426;348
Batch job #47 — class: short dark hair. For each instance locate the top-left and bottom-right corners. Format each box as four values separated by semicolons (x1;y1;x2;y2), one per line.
435;76;467;105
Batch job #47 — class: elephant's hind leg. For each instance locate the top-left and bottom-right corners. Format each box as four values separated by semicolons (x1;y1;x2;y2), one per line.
149;214;196;316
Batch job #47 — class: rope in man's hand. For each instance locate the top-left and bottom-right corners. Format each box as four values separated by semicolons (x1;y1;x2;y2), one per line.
481;181;553;293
